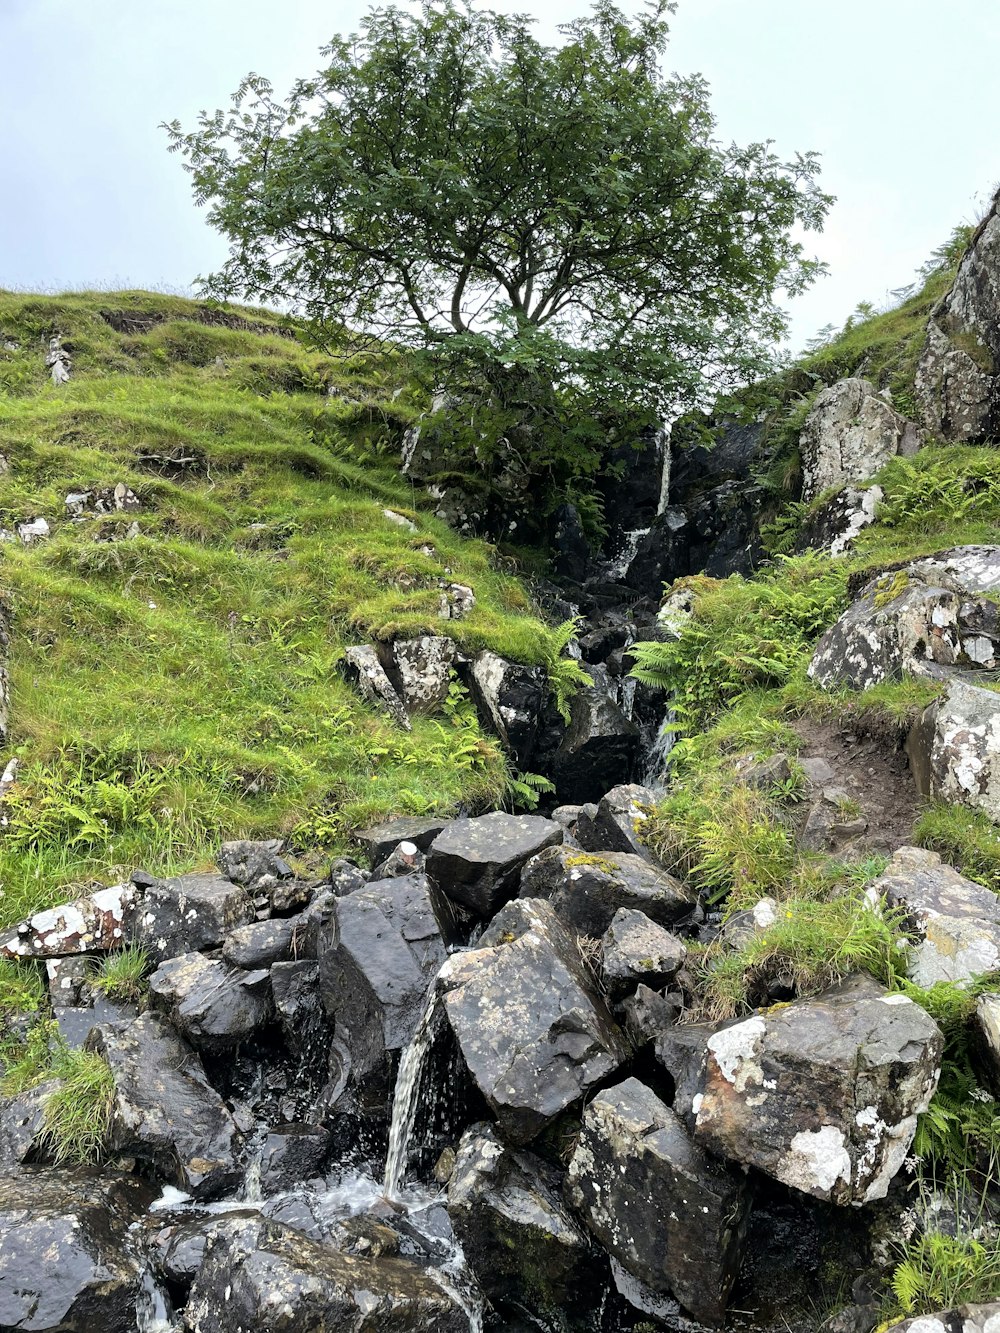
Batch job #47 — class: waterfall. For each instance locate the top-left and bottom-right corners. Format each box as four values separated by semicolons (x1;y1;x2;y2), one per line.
655;419;673;517
134;1269;176;1333
382;975;444;1200
643;707;677;789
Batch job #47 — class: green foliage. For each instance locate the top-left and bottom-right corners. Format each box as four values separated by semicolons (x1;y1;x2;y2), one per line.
914;803;1000;895
540;619;592;724
90;946;150;1004
505;770;556;812
0;961;44;1016
39;1049;116;1166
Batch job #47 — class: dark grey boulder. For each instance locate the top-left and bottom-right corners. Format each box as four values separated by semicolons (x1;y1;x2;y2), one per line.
565;1076;748;1326
150;1209;262;1292
549;664;640;806
317;873;448;1103
519;844;694;936
329;858;372;898
694;976;943;1204
0;1079;53;1170
576;782;659;859
466;650;547;770
258;1124;331;1194
216;838;293;892
86;1014;239;1197
222;915;301;968
149;952;273;1047
600;908;686;998
356;816;450;866
184;1214;468;1332
448;1121;606;1328
0;1171;149;1333
427;812;563;916
441;898;627;1143
271;960;327;1051
126;872;254;963
620;984;682;1048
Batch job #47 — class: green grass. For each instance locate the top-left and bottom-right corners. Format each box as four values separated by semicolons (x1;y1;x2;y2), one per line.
90;945;150;1004
0;290;571;932
38;1047;116;1165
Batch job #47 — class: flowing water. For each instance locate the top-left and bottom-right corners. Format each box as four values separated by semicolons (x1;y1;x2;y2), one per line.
383;971;445;1200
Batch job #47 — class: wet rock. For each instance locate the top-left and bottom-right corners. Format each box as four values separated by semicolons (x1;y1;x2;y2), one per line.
565;1076;748;1326
622;505;691;594
0;881;135;959
151;1209;263;1291
356;816;450;866
577;781;659;858
149;952;273;1047
882;1305;1000;1333
875;846;1000;985
917;677;1000;819
694;976;943;1204
0;1079;53;1169
0;1172;147;1333
127;871;255;964
216;838;293;893
798;484;884;558
184;1214;468;1332
466;650;546;770
600;426;669;545
916;186;1000;442
799;378;921;503
258;1124;331;1194
339;644;412;729
317;873;448;1103
222;915;301;968
519;844;694;936
87;1015;239;1197
601;908;686;998
271;960;327;1046
448;1122;605;1326
378;634;457;714
553;502;591;582
441;898;627;1143
549;665;640;805
427;812;563;916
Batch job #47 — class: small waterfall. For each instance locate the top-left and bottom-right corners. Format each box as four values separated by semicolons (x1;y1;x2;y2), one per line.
655;419;673;517
643;707;677;789
383;975;444;1200
606;527;650;581
135;1269;176;1333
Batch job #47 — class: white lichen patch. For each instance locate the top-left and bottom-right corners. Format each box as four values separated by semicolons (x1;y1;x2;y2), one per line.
705;1017;766;1095
779;1126;851;1198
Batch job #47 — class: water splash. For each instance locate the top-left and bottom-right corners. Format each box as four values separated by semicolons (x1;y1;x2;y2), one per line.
383;974;445;1200
135;1268;177;1333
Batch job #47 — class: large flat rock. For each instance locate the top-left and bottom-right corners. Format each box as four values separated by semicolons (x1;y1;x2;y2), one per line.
427;812;563;916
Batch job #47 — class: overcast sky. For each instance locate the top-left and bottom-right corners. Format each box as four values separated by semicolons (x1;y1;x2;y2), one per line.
1;0;996;352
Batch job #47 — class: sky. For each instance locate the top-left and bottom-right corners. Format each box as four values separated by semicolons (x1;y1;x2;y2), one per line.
1;0;997;353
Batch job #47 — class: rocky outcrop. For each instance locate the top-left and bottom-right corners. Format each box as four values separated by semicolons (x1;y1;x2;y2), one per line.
566;1076;748;1325
466;650;546;770
148;952;274;1047
882;1306;1000;1333
356;815;450;865
548;665;640;804
127;871;255;964
694;976;942;1205
913;678;1000;821
378;634;457;714
916;188;1000;442
339;644;412;729
519;844;694;936
797;484;883;558
799;378;920;503
427;812;563;916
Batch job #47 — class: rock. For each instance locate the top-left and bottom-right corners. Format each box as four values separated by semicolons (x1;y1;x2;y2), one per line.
917;678;1000;820
799;378;921;503
448;1122;605;1325
0;882;135;959
127;871;255;964
565;1076;748;1325
184;1215;468;1332
355;816;450;866
438;581;476;620
441;898;627;1143
378;635;457;714
216;838;293;892
46;955;94;1006
382;507;417;531
86;1014;239;1197
553;502;591;582
316;873;448;1102
798;789;869;853
339;644;411;729
623;506;691;594
0;1172;147;1333
46;335;71;384
549;665;640;806
222;916;301;968
874;846;1000;985
601;908;686;997
519;844;694;936
798;484;884;558
693;976;942;1205
466;650;546;770
17;516;51;543
916;187;1000;442
329;858;372;898
258;1124;331;1194
576;782;659;858
600;426;669;548
427;813;563;916
881;1306;1000;1333
620;984;683;1047
975;993;1000;1098
0;1080;53;1169
371;841;425;881
149;952;274;1047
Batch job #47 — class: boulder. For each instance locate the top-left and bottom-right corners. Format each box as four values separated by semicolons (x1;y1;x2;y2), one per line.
882;1306;1000;1333
184;1215;468;1332
0;1080;53;1170
600;908;686;998
271;961;328;1056
447;1122;604;1326
441;899;627;1143
316;873;448;1103
576;782;659;858
552;502;591;582
693;976;942;1204
0;1172;148;1333
356;815;450;866
0;881;134;959
86;1015;239;1197
257;1124;331;1194
874;846;1000;984
620;984;683;1048
378;634;457;714
222;916;300;968
798;484;884;558
127;871;255;963
519;844;694;936
916;678;1000;820
216;838;293;893
149;952;273;1047
427;813;563;916
438;581;476;620
975;993;1000;1098
549;665;640;805
339;644;411;729
466;650;546;770
916;187;1000;442
799;377;921;503
599;426;669;544
565;1076;748;1326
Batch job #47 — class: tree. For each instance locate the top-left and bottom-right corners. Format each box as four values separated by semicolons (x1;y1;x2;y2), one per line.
166;0;831;526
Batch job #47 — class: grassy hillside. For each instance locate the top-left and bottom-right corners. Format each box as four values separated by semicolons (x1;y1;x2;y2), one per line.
0;291;562;927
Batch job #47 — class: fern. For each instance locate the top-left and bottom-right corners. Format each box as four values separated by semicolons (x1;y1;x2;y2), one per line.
541;618;592;724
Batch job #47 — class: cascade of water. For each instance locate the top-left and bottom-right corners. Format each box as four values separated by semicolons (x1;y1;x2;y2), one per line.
382;974;445;1200
655;419;674;517
643;707;677;789
134;1268;177;1333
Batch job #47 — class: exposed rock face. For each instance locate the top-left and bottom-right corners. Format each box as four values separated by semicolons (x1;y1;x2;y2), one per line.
442;899;627;1143
355;816;450;865
599;426;669;556
519;844;694;936
576;782;659;858
448;1122;604;1327
809;546;1000;690
600;907;686;997
882;1305;1000;1333
0;1081;52;1170
975;993;1000;1098
379;634;457;714
916;189;1000;442
875;846;1000;985
339;644;411;729
0;1173;147;1333
127;872;255;964
917;678;1000;820
185;1215;468;1332
549;665;640;805
427;812;563;916
694;977;942;1205
466;650;546;770
565;1076;748;1326
799;378;921;503
87;1015;239;1197
257;1124;331;1194
148;952;274;1047
0;882;134;959
222;915;299;968
317;873;448;1101
216;838;293;893
797;484;883;558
